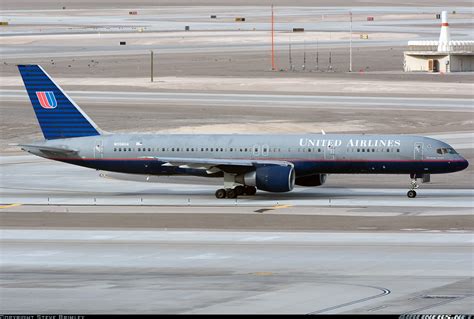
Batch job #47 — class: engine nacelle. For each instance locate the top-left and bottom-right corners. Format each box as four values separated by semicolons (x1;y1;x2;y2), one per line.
295;174;327;187
238;165;295;192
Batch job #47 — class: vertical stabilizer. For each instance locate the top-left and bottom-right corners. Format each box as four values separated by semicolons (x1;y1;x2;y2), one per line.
18;65;102;140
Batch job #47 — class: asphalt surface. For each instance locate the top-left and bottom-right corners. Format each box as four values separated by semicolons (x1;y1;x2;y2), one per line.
1;229;472;314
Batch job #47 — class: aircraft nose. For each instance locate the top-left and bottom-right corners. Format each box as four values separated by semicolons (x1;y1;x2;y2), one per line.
455;156;469;171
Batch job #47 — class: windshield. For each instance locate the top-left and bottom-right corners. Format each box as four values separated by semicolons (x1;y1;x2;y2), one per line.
436;148;457;155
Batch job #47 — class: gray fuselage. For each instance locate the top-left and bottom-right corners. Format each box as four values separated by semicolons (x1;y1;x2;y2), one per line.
25;133;468;178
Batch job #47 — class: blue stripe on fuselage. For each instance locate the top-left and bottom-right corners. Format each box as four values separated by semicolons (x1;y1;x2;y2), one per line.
53;158;463;175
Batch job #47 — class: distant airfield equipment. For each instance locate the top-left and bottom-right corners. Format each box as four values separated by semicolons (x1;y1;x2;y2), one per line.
404;11;474;72
367;16;374;21
0;21;8;26
210;15;217;19
119;41;126;45
129;11;138;15
292;28;304;32
185;26;190;31
235;17;246;22
360;34;369;39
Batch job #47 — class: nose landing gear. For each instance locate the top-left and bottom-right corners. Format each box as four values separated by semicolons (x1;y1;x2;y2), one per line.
407;175;419;198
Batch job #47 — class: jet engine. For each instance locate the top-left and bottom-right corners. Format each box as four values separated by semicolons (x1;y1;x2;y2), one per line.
295;174;327;187
238;165;295;192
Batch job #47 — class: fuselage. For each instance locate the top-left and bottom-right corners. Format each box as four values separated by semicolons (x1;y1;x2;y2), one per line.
25;133;469;178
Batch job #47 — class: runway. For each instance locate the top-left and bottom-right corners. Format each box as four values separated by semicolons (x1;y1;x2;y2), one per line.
1;229;472;314
2;89;473;111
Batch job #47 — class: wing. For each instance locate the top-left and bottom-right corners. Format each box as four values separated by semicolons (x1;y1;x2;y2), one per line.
141;156;293;174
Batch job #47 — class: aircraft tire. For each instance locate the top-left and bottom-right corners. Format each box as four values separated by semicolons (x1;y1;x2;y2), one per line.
244;186;257;196
407;190;417;198
215;188;226;199
235;185;245;195
226;188;237;199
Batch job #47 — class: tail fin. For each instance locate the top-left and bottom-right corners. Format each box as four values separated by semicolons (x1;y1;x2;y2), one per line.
18;65;101;140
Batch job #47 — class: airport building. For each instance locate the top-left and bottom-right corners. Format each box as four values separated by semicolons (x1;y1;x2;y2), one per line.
404;11;474;73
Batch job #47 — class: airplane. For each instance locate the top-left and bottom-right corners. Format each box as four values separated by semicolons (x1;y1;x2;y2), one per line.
17;64;469;199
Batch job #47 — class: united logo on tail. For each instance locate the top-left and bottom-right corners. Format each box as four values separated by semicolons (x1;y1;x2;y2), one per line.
36;91;57;109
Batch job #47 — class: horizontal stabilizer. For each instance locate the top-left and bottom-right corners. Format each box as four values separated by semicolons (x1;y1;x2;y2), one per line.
19;144;79;157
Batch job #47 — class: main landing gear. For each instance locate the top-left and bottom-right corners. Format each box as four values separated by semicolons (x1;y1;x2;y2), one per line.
215;185;257;199
407;175;419;198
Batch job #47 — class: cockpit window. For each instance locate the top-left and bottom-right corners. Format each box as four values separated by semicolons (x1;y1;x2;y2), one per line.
436;148;457;154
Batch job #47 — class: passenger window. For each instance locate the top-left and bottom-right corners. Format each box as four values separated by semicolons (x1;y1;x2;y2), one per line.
186;148;189;152
357;149;360;152
138;148;141;151
114;148;117;152
387;149;390;152
148;148;151;152
372;149;375;152
220;148;223;152
362;149;365;152
230;148;233;152
397;149;400;152
318;148;321;152
307;148;311;152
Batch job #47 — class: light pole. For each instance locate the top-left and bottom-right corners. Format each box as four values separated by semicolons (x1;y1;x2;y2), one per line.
349;11;353;72
150;50;154;82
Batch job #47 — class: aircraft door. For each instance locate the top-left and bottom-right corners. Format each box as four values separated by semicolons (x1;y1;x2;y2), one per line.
414;142;423;160
94;140;104;159
325;141;336;160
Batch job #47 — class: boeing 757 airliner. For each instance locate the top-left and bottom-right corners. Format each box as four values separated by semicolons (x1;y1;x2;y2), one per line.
17;65;468;198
